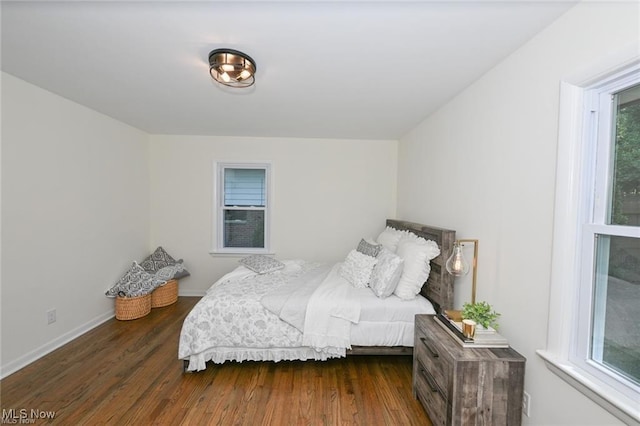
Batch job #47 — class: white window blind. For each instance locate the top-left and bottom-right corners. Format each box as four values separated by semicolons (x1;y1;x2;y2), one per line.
213;163;271;254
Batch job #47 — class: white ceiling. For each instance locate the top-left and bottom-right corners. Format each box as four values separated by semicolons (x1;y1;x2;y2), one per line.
1;1;576;140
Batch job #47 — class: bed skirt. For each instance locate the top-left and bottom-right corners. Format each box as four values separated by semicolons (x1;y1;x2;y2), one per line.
183;346;346;372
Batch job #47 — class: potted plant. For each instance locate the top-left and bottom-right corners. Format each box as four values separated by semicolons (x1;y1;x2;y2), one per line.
461;301;501;330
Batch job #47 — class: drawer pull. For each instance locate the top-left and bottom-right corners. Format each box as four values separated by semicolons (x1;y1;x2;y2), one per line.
420;337;439;358
419;365;447;402
420;367;439;393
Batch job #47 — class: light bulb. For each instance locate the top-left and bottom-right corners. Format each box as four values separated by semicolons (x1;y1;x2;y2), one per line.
446;243;470;276
220;72;231;83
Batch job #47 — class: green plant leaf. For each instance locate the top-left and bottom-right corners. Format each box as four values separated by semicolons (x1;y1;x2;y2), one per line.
461;301;501;329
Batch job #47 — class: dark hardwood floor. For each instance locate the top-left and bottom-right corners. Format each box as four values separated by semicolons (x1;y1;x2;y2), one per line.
1;297;432;425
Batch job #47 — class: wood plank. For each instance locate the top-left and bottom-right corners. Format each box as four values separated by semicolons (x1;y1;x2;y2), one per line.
1;297;432;425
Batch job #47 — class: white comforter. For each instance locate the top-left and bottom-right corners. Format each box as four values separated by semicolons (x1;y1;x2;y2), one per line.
178;260;361;371
261;262;361;350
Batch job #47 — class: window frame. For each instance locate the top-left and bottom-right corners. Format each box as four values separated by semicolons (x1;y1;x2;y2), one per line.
574;77;640;388
537;59;640;425
211;162;272;255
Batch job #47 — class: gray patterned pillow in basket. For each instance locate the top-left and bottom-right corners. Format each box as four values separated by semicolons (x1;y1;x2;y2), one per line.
106;261;167;298
155;261;187;282
140;246;190;279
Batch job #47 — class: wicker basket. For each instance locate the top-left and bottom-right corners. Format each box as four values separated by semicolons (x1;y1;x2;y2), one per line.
115;293;151;320
151;279;178;308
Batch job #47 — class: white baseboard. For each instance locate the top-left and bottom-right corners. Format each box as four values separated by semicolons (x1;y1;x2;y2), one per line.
0;310;115;380
1;294;202;379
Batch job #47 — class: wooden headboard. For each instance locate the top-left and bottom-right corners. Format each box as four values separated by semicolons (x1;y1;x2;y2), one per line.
386;219;456;313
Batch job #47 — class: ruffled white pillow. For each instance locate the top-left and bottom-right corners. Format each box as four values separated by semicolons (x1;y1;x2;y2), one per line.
376;226;404;253
394;238;440;300
369;248;404;298
339;249;378;289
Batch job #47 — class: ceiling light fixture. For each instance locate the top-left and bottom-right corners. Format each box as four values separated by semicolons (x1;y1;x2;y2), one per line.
208;48;256;88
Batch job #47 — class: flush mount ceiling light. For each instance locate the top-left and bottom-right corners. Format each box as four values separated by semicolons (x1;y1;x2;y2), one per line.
208;48;256;88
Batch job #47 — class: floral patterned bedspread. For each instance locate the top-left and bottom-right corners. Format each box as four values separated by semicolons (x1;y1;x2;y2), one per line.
178;260;340;371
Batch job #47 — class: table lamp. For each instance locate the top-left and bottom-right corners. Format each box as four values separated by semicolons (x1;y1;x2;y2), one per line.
444;239;478;321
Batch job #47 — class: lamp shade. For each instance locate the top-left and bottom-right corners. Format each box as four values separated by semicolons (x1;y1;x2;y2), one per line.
445;242;470;276
445;239;479;305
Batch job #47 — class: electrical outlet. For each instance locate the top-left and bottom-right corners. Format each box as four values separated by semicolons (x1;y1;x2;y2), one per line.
522;391;531;417
47;309;56;325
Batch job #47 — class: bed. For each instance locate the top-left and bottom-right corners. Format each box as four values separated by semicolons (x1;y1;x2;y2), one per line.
179;219;455;372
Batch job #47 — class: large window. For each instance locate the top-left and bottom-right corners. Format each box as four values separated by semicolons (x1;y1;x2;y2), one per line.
213;163;270;254
540;62;640;424
578;82;640;390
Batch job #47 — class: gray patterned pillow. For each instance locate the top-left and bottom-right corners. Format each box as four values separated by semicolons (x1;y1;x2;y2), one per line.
239;255;285;274
141;246;190;279
155;261;186;281
106;261;166;298
356;238;382;257
140;246;177;272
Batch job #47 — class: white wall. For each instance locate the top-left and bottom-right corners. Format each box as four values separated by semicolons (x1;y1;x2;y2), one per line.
1;73;150;377
397;3;638;425
2;3;636;422
149;135;397;294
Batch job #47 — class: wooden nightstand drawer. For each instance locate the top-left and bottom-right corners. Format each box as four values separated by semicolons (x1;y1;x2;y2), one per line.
415;329;452;395
414;360;448;426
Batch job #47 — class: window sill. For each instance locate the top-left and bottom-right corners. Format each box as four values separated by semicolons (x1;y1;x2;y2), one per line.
209;250;275;258
537;350;640;425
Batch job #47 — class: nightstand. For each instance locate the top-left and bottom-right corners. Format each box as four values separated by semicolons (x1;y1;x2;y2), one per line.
413;314;526;425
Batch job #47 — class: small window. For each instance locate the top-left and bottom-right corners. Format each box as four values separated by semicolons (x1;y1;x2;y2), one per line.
213;163;270;254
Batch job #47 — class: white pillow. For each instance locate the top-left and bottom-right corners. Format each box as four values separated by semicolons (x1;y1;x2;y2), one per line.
369;248;404;298
394;238;440;300
339;249;378;289
376;226;404;253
